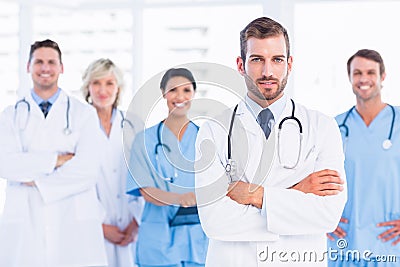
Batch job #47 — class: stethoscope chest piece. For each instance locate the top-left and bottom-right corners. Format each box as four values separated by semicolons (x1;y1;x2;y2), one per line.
382;139;392;150
63;127;72;135
225;159;236;175
340;104;396;151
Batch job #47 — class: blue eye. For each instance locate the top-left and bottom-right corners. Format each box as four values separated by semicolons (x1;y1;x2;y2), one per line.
251;57;262;62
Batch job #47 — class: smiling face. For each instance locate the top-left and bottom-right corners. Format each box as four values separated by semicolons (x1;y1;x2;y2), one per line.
237;35;292;107
27;47;64;95
163;76;195;117
88;73;119;111
349;56;385;103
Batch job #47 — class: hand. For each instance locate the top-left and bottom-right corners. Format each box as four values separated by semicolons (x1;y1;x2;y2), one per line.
22;181;36;187
178;192;197;207
377;219;400;246
227;181;264;209
119;219;139;246
55;153;75;168
102;224;125;244
291;169;344;196
327;217;348;241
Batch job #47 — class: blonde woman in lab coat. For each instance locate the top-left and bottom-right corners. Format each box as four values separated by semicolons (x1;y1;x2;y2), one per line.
81;58;144;267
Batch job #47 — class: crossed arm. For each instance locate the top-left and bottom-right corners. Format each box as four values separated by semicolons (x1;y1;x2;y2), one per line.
22;153;75;186
228;169;400;246
140;187;196;207
226;169;344;208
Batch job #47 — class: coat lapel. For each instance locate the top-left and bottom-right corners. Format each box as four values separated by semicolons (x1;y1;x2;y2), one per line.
232;98;293;185
232;101;265;184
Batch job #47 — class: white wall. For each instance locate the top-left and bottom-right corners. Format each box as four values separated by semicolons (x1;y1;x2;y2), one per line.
293;1;400;117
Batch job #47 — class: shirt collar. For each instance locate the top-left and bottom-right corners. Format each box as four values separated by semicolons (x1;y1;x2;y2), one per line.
99;108;117;134
245;93;287;123
31;88;61;105
108;108;117;124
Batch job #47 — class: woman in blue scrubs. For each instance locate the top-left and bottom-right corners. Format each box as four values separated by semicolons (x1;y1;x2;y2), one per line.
126;68;208;267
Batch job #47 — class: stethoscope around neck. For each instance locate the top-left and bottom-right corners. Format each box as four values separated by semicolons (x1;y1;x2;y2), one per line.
14;96;72;135
153;120;198;190
154;121;175;190
339;104;395;150
119;110;135;130
225;99;303;180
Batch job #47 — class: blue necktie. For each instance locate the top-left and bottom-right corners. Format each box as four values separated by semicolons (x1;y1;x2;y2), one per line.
39;101;51;118
257;108;274;139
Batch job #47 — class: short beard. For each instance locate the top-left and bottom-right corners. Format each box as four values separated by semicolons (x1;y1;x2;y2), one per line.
246;73;288;101
264;73;288;101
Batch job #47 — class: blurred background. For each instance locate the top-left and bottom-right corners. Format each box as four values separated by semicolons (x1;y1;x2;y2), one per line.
1;0;400;213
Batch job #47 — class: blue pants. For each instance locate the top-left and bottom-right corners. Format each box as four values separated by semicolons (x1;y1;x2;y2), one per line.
329;258;398;267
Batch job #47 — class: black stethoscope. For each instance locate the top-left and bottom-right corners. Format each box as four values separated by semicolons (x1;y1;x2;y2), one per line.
225;99;303;180
154;121;198;187
339;104;395;150
14;96;71;135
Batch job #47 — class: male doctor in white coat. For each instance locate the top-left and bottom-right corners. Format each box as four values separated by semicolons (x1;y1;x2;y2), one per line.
0;39;107;267
195;17;347;266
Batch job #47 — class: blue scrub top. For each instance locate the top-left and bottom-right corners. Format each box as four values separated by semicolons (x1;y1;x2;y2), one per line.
328;105;400;266
126;121;208;266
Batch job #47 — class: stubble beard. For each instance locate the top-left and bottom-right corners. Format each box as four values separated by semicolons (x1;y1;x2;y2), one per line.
253;73;289;102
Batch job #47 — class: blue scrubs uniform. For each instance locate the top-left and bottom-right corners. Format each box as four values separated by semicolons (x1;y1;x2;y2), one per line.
126;122;208;267
328;105;400;267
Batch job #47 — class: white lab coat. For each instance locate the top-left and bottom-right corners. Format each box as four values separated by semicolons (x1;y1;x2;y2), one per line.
96;109;144;267
195;98;347;267
0;90;107;267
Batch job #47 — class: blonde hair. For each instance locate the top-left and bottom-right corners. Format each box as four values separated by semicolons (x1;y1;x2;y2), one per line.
81;58;125;108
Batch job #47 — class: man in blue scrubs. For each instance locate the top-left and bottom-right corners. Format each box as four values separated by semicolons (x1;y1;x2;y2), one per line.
327;49;400;266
